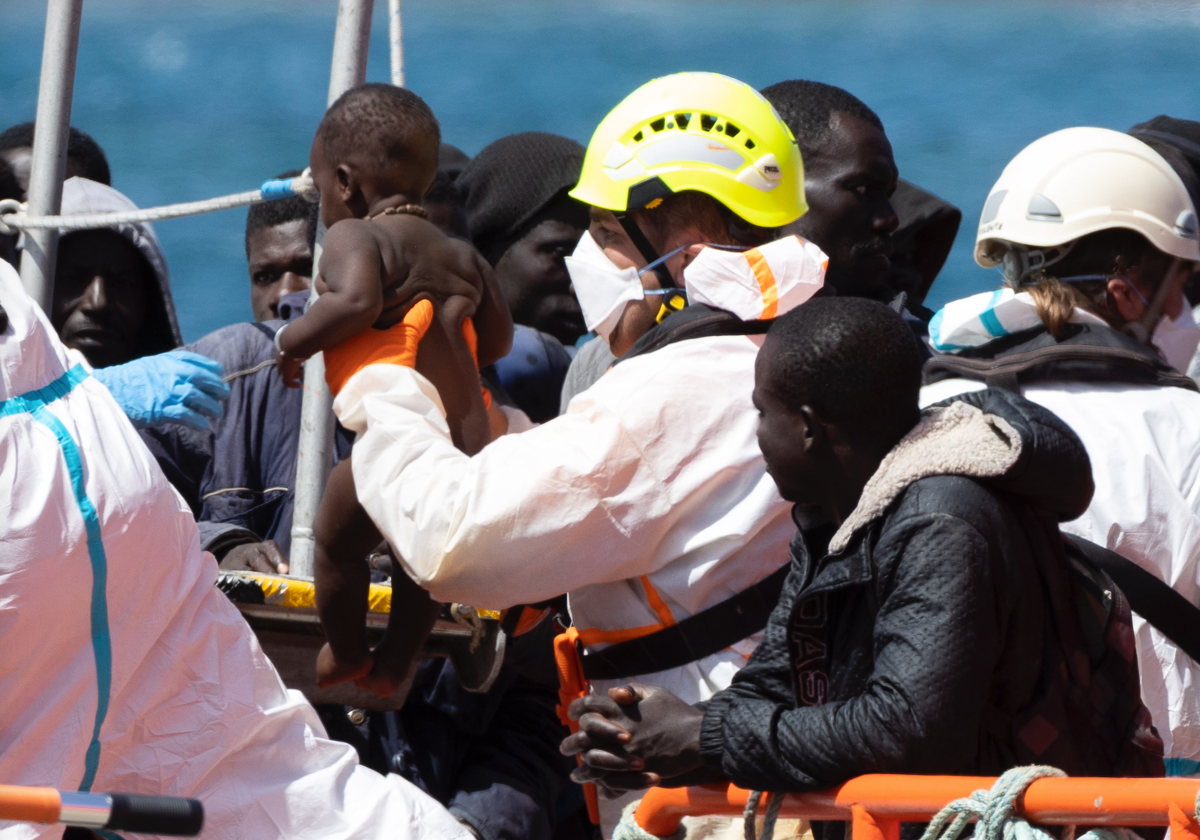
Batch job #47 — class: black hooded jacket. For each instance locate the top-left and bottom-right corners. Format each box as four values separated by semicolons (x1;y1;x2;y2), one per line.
698;389;1162;793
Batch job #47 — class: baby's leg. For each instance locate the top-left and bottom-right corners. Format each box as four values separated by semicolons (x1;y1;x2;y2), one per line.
313;457;383;688
355;568;441;699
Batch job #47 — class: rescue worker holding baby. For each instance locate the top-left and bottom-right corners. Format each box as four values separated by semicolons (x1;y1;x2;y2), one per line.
331;73;826;833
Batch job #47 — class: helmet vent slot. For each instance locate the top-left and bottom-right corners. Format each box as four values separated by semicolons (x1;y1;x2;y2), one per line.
724;123;741;138
744;138;756;150
700;114;718;132
1175;209;1198;237
981;190;1007;224
650;118;666;133
675;113;691;130
1026;194;1063;222
632;131;644;143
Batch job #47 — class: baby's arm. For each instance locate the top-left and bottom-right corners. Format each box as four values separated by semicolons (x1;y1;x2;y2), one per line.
278;221;385;362
313;456;383;688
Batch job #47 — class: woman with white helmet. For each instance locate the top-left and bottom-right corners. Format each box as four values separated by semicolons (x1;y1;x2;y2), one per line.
922;126;1200;776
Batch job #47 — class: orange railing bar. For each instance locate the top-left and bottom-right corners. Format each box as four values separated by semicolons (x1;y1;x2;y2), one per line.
635;777;1200;840
0;784;61;824
0;784;204;835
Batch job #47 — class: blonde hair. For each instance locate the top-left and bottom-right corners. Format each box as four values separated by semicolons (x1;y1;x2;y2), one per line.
1011;274;1106;339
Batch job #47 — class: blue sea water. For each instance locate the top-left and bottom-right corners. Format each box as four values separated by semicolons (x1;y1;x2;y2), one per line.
4;0;1200;341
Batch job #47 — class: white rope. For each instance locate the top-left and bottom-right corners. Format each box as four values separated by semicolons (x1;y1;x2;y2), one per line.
918;766;1143;840
0;169;318;236
450;603;487;653
613;800;685;840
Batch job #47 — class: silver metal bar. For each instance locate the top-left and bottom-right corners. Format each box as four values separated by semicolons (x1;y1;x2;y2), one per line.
327;0;374;106
18;0;84;312
388;0;405;87
58;792;112;828
289;0;375;579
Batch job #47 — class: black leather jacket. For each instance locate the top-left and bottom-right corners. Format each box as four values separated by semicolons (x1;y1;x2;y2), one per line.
698;388;1160;792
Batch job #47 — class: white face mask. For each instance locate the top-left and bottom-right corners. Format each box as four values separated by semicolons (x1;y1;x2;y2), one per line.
565;231;829;340
563;231;646;342
684;235;827;321
1152;303;1200;374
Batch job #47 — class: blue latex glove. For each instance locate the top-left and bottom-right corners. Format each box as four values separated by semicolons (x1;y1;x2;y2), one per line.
93;349;231;431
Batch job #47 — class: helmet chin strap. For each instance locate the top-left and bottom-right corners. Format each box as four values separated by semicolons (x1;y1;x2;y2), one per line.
1002;241;1076;284
1123;257;1183;344
615;213;677;290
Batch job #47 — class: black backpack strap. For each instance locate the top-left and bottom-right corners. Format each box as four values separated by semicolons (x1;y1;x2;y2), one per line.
618;304;772;364
1068;537;1200;664
925;342;1198;392
580;563;791;681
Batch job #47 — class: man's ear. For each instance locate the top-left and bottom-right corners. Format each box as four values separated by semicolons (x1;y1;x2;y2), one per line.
799;405;827;449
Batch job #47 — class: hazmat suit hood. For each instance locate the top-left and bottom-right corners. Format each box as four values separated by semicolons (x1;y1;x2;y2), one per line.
58;176;182;355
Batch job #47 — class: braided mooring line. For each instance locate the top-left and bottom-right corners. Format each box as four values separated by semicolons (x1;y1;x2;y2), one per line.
0;169;318;235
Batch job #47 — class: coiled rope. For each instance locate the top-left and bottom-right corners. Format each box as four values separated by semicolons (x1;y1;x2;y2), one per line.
613;801;684;840
918;766;1143;840
0;169;318;236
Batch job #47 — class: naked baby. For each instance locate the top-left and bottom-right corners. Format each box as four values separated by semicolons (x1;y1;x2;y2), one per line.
278;83;511;695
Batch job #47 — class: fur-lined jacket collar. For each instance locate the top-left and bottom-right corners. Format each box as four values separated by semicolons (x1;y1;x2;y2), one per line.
828;388;1094;556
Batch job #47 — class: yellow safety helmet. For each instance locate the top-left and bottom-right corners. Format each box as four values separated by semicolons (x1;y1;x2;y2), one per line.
570;72;807;230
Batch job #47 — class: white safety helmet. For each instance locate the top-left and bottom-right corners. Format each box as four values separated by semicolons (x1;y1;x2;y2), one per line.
975;127;1200;281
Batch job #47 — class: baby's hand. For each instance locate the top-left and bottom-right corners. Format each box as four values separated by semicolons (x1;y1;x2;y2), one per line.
276;352;305;389
315;642;373;688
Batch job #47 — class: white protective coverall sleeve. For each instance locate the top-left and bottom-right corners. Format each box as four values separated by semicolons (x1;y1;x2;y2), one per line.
0;261;469;840
340;333;788;611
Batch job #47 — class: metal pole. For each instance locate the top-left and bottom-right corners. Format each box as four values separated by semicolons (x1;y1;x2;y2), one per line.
18;0;84;313
388;0;405;87
289;0;375;579
327;0;374;105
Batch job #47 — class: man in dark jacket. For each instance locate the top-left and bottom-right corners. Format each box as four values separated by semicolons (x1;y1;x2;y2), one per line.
140;178;324;569
563;297;1162;802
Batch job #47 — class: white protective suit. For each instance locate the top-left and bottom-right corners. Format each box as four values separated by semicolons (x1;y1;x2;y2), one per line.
0;260;469;840
339;334;794;706
922;295;1200;777
337;237;825;710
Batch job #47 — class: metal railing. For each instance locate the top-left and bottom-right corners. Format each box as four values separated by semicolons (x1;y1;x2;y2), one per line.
633;777;1200;840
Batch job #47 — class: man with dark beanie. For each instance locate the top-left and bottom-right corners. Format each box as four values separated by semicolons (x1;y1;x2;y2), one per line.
457;131;590;346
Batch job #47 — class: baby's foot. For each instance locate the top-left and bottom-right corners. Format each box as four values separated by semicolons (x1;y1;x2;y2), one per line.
315;642;373;688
